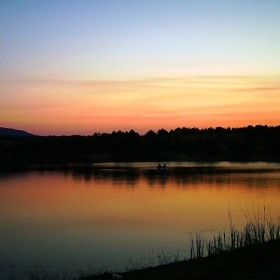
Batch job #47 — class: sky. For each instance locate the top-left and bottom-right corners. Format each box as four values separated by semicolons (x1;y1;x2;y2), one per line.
1;0;280;135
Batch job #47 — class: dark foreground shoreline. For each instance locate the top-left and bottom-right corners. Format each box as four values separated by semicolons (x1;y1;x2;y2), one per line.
81;240;280;280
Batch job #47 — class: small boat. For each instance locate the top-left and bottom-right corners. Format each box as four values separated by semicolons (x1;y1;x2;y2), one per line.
157;163;168;170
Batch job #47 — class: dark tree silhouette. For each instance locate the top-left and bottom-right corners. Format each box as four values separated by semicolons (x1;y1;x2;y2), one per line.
1;125;280;165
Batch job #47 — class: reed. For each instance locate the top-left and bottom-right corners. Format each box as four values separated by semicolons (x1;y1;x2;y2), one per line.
191;206;280;259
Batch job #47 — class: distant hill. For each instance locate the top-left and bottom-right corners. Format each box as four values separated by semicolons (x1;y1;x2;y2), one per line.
0;127;35;136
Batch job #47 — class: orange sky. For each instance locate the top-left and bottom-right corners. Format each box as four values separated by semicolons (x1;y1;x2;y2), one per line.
1;75;280;135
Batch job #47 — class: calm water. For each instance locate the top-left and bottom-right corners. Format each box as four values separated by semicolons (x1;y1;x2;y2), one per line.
1;162;280;279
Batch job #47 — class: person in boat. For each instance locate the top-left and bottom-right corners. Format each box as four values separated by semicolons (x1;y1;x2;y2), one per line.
163;163;166;169
157;163;162;169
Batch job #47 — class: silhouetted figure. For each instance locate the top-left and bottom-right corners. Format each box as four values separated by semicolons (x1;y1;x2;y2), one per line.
157;163;162;169
163;163;166;169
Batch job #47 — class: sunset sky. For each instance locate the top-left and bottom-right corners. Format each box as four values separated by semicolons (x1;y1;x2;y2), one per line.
1;0;280;135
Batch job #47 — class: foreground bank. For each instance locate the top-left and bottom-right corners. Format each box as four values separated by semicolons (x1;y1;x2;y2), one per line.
81;215;280;280
83;240;280;280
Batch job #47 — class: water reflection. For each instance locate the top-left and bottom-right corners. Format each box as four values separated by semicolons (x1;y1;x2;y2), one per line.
68;165;280;190
0;162;280;279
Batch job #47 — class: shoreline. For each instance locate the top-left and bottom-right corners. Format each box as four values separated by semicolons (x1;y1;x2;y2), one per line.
80;211;280;280
81;239;280;280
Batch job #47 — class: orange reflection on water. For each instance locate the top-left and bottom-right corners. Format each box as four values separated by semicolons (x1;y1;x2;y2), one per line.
1;170;280;233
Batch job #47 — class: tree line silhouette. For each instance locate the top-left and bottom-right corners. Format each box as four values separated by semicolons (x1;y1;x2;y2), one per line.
1;125;280;165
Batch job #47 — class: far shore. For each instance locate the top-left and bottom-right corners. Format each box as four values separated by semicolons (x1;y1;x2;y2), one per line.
1;156;280;171
2;154;280;167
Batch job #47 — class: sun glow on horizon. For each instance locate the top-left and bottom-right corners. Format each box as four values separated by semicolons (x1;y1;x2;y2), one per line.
1;75;280;135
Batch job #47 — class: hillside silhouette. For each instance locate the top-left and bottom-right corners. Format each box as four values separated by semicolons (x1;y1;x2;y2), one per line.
0;127;35;137
1;125;280;166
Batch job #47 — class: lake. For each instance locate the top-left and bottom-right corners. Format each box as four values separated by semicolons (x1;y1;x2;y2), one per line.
1;161;280;279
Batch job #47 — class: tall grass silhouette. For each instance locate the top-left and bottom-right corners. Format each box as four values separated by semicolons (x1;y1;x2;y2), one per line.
190;206;280;259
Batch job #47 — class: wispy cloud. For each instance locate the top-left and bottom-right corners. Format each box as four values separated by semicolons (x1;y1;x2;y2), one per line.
1;75;280;134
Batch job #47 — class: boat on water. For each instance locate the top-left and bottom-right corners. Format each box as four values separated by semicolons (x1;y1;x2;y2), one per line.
157;163;168;170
